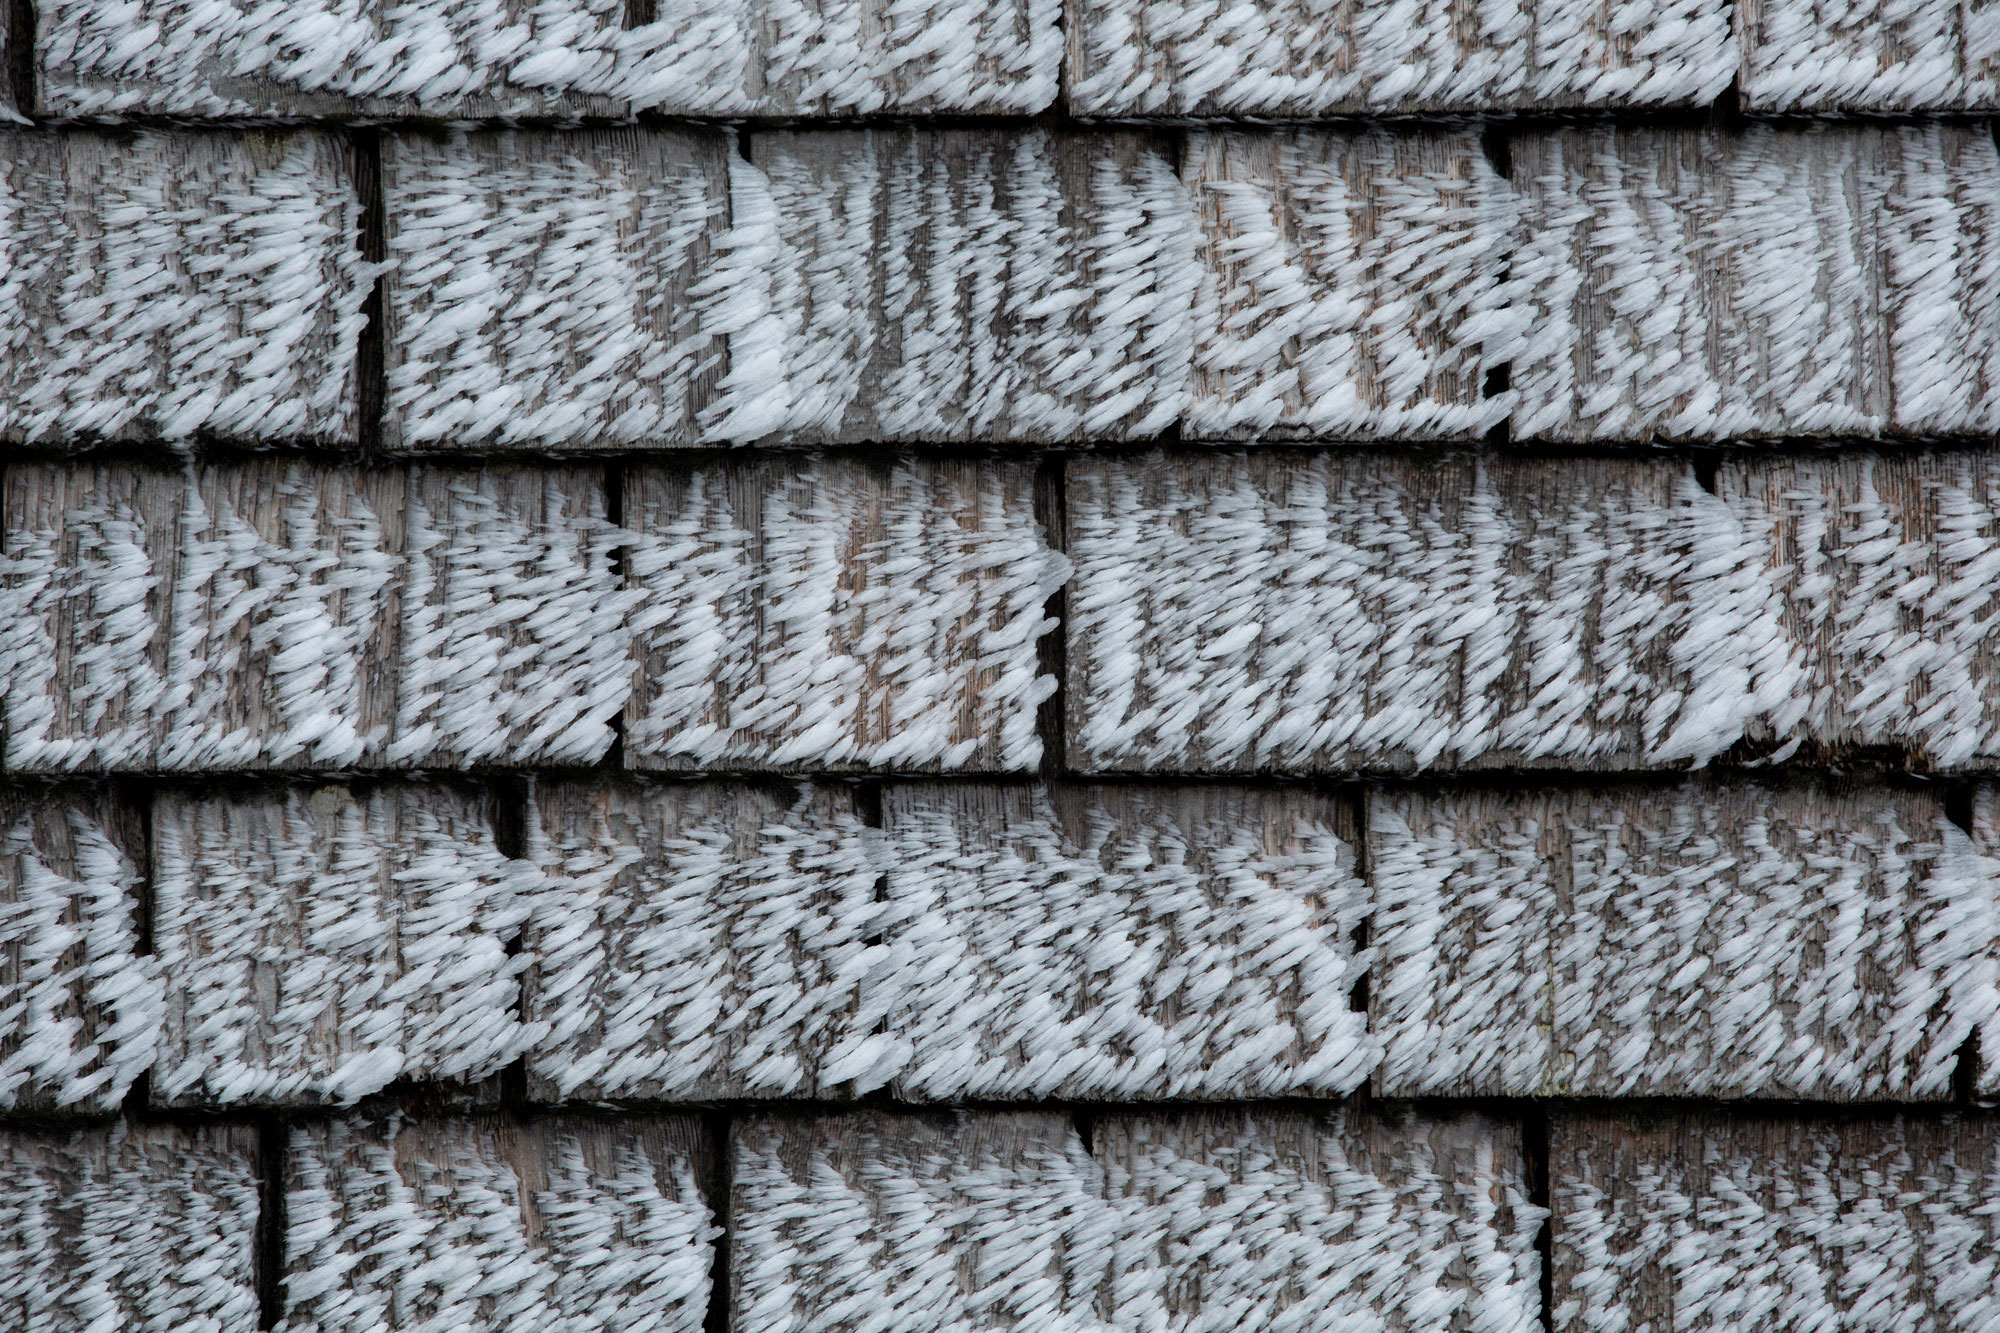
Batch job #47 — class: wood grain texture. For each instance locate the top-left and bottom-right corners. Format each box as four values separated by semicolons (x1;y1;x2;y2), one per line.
0;461;405;774
1068;0;1735;113
285;1110;713;1333
390;465;631;768
877;782;1374;1100
524;777;876;1103
624;457;1065;773
1511;121;2000;442
1182;127;1515;442
151;782;538;1108
1552;1109;2000;1333
0;129;367;447
729;127;1193;444
1067;451;1709;774
1740;0;2000;109
1093;1105;1543;1333
0;1120;262;1333
36;0;1057;117
380;128;730;453
0;787;153;1113
731;1110;1103;1333
1970;783;2000;1097
1372;781;1987;1100
1720;451;2000;767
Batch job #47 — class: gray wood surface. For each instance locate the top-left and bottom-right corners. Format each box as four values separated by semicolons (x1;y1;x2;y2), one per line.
286;1110;712;1333
380;128;731;453
731;1110;1100;1333
524;777;873;1102
1371;780;1979;1100
1181;127;1512;441
151;781;537;1108
1093;1105;1542;1333
1;461;405;773
877;781;1374;1100
0;787;151;1112
1510;122;2000;442
0;1120;262;1333
736;127;1190;443
624;456;1064;773
1065;0;1735;113
35;0;1055;117
1552;1109;2000;1332
1740;0;2000;109
0;129;366;447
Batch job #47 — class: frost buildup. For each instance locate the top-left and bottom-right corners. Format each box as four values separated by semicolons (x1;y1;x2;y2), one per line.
381;128;730;453
0;1122;262;1333
877;783;1376;1100
1182;127;1520;441
1740;0;2000;110
151;783;539;1107
0;791;158;1113
1370;783;2000;1100
1068;0;1735;113
1510;121;2000;442
731;1112;1115;1333
37;0;1057;117
716;127;1197;443
1553;1111;2000;1331
624;457;1067;772
284;1112;716;1333
0;130;370;447
1096;1108;1545;1333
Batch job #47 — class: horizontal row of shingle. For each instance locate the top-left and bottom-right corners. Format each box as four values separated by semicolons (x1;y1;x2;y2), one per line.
9;1105;1996;1333
5;774;1996;1112
18;0;2000;117
15;449;2000;775
6;121;1997;450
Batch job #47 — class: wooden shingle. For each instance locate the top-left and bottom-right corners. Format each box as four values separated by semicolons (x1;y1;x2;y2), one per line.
1740;0;2000;109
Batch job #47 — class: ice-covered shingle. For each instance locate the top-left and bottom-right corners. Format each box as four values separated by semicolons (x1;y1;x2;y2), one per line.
36;0;1057;117
0;1121;262;1333
285;1111;715;1333
1371;782;1997;1100
1511;122;2000;443
720;128;1196;444
1096;1106;1544;1333
0;130;369;447
152;782;538;1107
1553;1109;2000;1332
1067;0;1735;113
0;789;155;1113
1740;0;2000;109
380;128;730;454
1182;127;1518;442
624;457;1066;772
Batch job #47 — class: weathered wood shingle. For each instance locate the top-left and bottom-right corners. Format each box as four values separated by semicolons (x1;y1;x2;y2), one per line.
0;788;154;1113
0;130;369;447
381;129;730;453
1511;122;2000;442
726;127;1195;444
152;782;537;1107
0;1121;262;1333
731;1111;1105;1333
1182;127;1516;442
1740;0;2000;109
1553;1110;2000;1332
624;457;1065;772
285;1111;714;1333
1371;781;1993;1100
36;0;1057;117
1067;0;1736;113
1095;1106;1544;1333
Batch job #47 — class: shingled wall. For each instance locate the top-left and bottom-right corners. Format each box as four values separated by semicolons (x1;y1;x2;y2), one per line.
5;2;2000;1331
